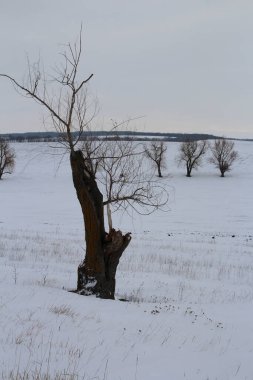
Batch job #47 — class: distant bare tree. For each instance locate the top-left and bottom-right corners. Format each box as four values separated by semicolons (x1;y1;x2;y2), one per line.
0;139;15;180
209;138;238;177
177;140;207;177
144;141;167;177
0;32;167;299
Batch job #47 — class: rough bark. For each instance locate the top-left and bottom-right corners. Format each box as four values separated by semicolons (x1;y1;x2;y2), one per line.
70;150;131;299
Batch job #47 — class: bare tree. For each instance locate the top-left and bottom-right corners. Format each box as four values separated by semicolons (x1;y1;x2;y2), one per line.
0;139;15;180
209;138;238;177
0;33;167;299
144;141;167;177
177;139;207;177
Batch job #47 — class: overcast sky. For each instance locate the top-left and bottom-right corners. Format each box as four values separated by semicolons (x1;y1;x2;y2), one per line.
0;0;252;138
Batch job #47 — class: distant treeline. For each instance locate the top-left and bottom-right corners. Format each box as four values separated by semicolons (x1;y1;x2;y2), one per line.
0;131;224;143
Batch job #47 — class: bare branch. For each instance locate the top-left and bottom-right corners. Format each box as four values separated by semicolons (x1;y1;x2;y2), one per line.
0;29;94;153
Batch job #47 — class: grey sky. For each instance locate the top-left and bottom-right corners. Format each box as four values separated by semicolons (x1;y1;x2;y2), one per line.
0;0;252;138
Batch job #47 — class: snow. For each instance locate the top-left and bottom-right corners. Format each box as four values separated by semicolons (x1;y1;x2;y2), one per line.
0;141;253;379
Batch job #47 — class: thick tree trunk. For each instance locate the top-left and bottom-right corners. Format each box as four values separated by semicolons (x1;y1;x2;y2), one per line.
70;150;131;299
157;164;162;178
186;163;191;177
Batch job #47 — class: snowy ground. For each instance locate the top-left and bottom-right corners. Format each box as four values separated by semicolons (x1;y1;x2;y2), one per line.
0;141;253;380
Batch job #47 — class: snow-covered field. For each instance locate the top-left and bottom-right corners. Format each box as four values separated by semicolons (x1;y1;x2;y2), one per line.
0;141;252;380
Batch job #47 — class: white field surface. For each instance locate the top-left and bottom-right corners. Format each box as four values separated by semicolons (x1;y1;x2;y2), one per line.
0;141;253;380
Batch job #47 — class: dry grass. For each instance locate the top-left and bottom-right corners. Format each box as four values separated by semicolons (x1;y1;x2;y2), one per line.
49;305;76;318
4;370;78;380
